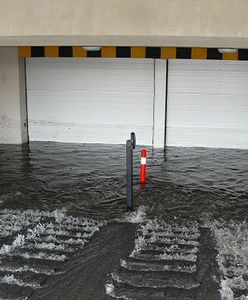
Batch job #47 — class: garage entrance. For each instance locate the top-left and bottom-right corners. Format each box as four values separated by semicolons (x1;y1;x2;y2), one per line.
26;57;248;149
26;58;155;145
166;59;248;149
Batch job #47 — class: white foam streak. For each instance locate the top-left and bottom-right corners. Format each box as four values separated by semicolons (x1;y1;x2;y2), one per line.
24;242;72;252
147;236;199;246
120;259;197;273
17;251;67;261
159;252;197;262
30;235;87;246
146;244;199;254
0;265;56;275
0;274;40;288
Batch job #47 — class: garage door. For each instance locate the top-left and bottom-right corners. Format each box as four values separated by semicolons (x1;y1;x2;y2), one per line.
167;60;248;148
26;58;154;145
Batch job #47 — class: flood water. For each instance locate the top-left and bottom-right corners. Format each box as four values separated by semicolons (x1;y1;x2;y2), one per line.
0;142;248;299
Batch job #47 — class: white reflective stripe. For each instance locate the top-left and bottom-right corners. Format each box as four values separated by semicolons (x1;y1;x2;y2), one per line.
141;157;146;165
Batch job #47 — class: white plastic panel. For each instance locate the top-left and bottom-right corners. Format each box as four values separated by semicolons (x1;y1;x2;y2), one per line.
167;59;248;148
26;58;155;145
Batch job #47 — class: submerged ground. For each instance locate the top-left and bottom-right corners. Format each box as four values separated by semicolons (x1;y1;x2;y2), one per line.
0;142;248;300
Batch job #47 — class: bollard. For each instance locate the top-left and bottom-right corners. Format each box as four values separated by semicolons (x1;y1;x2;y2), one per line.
140;149;147;184
126;132;136;210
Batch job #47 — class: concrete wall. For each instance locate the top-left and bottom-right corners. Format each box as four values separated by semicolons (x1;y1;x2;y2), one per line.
0;47;28;144
0;0;247;48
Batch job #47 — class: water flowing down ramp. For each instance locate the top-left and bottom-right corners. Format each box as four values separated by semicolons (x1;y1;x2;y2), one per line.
106;219;219;299
211;221;248;300
0;208;104;299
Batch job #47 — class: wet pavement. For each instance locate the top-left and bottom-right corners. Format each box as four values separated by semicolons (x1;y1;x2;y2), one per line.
0;142;248;299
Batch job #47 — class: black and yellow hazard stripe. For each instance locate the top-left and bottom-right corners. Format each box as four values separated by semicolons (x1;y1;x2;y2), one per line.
18;46;248;61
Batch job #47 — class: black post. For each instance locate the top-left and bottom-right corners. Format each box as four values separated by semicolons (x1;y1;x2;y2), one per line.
126;132;136;210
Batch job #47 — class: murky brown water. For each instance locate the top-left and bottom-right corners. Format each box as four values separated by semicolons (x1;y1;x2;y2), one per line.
0;142;248;299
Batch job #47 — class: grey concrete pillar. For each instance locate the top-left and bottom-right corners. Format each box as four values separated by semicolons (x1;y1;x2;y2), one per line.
0;47;28;144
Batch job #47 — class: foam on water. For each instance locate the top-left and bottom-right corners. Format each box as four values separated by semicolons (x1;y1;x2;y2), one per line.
0;234;25;255
0;207;105;296
116;206;147;224
105;283;115;295
120;258;197;273
24;241;72;252
130;218;199;260
29;235;87;246
129;236;146;258
106;218;201;298
211;221;248;299
220;278;235;300
17;251;67;261
146;244;199;253
0;265;60;275
105;283;130;300
0;274;40;288
159;252;197;262
110;271;200;290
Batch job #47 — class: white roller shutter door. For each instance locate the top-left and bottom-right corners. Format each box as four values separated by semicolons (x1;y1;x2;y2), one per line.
167;60;248;149
26;58;154;145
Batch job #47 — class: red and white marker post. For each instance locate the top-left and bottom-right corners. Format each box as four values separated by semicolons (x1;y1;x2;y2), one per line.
140;149;147;184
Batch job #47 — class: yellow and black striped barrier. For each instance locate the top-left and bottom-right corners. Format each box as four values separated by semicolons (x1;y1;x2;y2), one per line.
18;46;248;61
